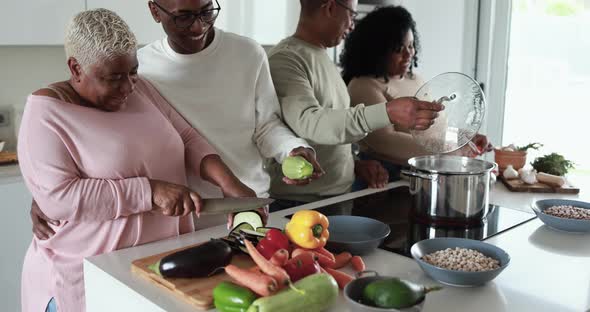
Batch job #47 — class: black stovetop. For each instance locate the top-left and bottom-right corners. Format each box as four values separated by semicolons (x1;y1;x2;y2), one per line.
289;186;536;258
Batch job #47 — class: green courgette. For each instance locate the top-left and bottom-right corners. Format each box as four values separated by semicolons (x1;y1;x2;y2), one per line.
246;273;338;312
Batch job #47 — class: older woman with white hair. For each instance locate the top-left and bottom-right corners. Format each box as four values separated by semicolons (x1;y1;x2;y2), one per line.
19;9;255;312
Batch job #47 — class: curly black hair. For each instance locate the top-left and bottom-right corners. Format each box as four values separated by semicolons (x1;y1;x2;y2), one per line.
340;6;420;84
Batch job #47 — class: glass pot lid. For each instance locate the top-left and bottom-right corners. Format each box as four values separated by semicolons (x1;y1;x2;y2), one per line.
410;72;486;154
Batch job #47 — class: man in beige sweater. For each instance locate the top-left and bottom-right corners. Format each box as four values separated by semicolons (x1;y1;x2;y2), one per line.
267;0;443;207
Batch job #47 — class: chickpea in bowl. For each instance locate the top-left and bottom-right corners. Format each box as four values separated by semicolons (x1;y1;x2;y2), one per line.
533;199;590;233
411;237;510;287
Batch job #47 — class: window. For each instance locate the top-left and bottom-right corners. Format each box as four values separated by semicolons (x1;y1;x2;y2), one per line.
482;0;590;176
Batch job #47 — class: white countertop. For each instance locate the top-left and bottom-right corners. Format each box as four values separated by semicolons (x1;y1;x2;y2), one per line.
84;180;590;312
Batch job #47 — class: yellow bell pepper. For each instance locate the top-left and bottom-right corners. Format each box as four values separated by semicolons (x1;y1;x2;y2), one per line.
285;210;330;249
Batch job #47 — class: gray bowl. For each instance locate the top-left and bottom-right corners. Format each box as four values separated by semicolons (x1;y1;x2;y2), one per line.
325;216;390;255
532;199;590;233
343;272;425;312
411;237;510;287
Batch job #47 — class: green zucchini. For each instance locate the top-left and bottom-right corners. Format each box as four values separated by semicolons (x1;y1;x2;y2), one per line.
246;273;338;312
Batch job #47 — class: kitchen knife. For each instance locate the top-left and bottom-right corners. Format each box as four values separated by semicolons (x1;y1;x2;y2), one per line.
199;197;274;215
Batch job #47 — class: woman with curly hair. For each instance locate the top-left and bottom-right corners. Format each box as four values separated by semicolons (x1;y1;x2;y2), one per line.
341;5;426;184
341;6;490;185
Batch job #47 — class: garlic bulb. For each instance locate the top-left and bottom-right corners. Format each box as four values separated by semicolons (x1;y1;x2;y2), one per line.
520;170;538;185
503;165;519;180
502;144;517;152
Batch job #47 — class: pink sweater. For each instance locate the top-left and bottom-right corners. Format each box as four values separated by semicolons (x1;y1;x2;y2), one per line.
18;79;216;312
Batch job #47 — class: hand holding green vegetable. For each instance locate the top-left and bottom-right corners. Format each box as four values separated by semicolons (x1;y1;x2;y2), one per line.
282;147;324;185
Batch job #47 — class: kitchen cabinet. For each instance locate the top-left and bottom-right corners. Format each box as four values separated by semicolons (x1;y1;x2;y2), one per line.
0;0;85;45
86;0;165;45
0;175;33;312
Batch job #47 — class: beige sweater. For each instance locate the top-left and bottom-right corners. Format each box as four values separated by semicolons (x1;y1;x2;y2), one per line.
267;37;392;201
348;74;431;165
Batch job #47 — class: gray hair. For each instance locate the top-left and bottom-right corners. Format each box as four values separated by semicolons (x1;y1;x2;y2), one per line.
65;8;137;69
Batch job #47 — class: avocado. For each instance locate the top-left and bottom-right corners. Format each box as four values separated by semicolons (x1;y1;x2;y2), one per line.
362;278;442;309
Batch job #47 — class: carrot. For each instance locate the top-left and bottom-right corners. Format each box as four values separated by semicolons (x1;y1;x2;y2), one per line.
332;252;352;269
270;249;289;267
351;256;366;272
293;247;335;267
291;248;318;260
244;239;291;287
313;251;336;268
225;264;278;297
315;247;336;262
324;267;354;289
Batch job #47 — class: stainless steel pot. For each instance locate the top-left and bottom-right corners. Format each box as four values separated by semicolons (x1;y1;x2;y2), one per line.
402;155;497;221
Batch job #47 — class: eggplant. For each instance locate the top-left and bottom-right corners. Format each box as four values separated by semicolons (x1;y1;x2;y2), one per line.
155;239;233;278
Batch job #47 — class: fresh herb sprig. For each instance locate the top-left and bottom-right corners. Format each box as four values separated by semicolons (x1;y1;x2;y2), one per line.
531;153;575;176
516;142;543;151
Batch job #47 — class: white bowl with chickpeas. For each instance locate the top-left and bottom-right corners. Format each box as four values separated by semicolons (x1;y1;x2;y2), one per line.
533;199;590;233
411;237;510;287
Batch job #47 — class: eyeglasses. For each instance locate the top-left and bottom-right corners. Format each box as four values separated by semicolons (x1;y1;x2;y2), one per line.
151;0;221;29
334;0;359;20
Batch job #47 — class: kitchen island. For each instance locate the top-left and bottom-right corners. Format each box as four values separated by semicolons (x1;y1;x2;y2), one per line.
84;180;590;312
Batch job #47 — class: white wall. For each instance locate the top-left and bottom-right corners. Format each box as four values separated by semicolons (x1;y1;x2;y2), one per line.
399;0;478;81
216;0;299;45
0;47;69;151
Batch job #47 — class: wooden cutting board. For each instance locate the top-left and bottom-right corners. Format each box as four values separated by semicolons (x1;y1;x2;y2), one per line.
0;152;17;165
131;242;254;310
500;176;579;194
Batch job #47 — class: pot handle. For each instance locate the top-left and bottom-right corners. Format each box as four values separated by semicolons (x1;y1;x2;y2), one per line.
355;270;379;279
401;170;436;180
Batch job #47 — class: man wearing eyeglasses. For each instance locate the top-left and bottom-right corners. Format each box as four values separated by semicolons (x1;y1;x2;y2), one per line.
137;0;323;226
266;0;444;204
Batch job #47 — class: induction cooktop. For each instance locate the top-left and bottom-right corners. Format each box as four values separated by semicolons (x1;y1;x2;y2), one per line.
286;186;536;258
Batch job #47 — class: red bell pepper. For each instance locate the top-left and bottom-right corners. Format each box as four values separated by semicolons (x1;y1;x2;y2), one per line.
284;252;321;282
255;229;290;260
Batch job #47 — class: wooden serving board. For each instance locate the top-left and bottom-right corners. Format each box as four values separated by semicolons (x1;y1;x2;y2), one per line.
131;242;254;310
500;176;579;194
0;151;17;165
